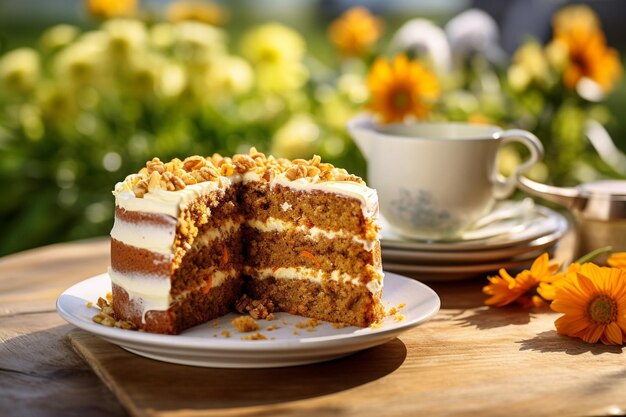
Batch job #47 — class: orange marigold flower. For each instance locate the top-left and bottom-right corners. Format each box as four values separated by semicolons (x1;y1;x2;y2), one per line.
538;262;580;301
166;1;228;26
86;0;137;19
551;263;626;345
328;7;383;57
607;252;626;269
483;253;561;308
367;54;440;123
552;4;600;35
549;5;622;93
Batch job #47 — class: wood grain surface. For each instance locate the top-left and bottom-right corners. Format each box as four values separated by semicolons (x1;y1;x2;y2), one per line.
2;235;626;417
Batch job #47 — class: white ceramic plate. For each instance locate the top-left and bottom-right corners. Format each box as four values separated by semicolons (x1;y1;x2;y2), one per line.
382;238;557;265
383;257;536;281
381;205;568;252
56;272;440;368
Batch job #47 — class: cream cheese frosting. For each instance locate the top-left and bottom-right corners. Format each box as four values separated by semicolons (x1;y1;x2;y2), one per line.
113;176;227;217
245;266;384;293
247;217;376;251
109;267;237;322
110;217;176;255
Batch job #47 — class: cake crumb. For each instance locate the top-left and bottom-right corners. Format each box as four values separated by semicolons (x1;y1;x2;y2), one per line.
212;334;217;338
106;292;112;302
241;332;267;341
92;295;136;330
292;330;299;335
211;321;220;328
85;301;93;308
332;322;349;329
266;313;275;321
266;324;279;331
281;319;288;325
231;316;259;332
370;321;383;329
295;319;320;330
393;314;405;322
235;294;275;320
387;303;406;317
221;330;231;338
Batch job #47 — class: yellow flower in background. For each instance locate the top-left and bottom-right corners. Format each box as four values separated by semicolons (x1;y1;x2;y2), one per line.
104;19;148;59
86;0;137;19
548;5;622;93
206;55;254;97
240;23;305;66
367;54;440;123
239;23;307;93
551;263;626;345
0;48;41;94
53;36;104;87
166;1;228;26
607;252;626;269
483;253;562;308
328;7;383;57
507;40;551;92
173;21;226;63
271;114;320;159
40;24;80;51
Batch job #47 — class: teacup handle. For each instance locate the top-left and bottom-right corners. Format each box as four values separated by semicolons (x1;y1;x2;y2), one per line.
493;129;544;199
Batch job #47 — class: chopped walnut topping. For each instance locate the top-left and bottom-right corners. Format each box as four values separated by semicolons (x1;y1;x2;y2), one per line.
232;154;256;173
183;155;206;171
118;149;365;198
285;164;307;180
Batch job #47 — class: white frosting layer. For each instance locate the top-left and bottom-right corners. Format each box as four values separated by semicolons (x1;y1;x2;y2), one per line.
272;174;379;218
108;267;172;320
193;219;241;248
109;267;237;323
247;217;376;251
245;266;383;294
113;177;226;217
110;217;176;255
114;168;377;219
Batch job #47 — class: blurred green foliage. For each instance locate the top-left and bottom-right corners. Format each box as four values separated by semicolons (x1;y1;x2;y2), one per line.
0;4;624;256
0;18;368;255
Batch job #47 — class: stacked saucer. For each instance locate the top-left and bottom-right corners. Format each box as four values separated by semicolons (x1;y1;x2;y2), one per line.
381;199;569;281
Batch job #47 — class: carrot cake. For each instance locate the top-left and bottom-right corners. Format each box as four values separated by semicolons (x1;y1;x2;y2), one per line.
109;148;384;334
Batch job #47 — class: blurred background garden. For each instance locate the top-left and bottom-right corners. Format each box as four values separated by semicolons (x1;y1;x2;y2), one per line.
0;0;625;256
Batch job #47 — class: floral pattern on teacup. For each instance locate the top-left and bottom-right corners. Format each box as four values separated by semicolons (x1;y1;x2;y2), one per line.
390;188;460;236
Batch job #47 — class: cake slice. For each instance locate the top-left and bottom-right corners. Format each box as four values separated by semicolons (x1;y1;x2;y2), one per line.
109;149;384;334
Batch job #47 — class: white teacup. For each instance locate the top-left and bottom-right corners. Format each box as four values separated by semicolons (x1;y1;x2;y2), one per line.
348;115;544;240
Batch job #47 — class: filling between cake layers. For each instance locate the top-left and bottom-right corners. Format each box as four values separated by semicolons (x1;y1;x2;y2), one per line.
110;155;384;334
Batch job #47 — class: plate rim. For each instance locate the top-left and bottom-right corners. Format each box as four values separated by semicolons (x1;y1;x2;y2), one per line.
56;271;440;353
381;205;568;252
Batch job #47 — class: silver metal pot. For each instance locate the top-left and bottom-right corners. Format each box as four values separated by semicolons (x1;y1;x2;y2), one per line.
517;176;626;261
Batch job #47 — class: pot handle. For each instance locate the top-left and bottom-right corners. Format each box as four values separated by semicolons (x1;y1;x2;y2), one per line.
516;175;581;208
493;129;544;199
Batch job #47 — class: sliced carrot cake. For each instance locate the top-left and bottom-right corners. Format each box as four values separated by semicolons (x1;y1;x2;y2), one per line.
109;148;384;334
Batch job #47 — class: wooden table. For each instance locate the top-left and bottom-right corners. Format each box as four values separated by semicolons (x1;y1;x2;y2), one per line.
2;235;626;417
